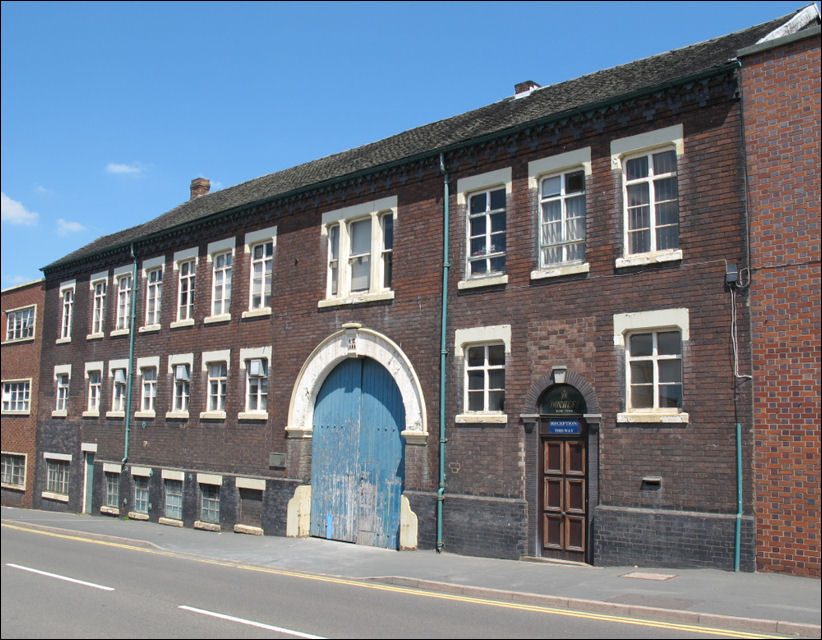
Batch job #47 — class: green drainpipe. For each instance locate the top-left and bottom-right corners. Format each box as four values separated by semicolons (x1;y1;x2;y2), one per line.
122;243;138;464
437;153;450;552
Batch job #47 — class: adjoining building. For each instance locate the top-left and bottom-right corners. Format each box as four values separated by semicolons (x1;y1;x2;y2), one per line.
31;6;820;576
2;279;46;508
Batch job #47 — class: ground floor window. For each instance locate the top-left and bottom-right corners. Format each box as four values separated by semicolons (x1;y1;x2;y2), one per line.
46;459;69;495
104;472;120;508
2;453;26;488
133;476;149;514
164;479;183;520
200;484;220;523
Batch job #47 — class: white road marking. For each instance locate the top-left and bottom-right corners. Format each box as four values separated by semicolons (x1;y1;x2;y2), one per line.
6;563;115;591
178;605;326;638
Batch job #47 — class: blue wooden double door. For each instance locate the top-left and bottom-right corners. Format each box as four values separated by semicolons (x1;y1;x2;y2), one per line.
310;357;406;549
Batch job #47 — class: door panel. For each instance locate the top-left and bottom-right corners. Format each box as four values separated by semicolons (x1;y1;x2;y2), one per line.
541;437;587;561
310;357;405;549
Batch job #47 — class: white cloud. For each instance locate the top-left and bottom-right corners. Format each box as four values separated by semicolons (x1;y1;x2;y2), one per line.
1;192;39;225
106;162;144;175
57;218;86;235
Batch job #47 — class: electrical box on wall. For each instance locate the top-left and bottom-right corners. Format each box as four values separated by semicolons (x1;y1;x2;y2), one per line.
268;452;286;468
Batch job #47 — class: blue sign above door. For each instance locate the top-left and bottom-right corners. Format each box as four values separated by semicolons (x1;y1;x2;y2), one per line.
548;418;581;435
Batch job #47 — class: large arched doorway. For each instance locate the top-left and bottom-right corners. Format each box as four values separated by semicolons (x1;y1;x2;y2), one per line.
310;357;405;549
538;384;589;562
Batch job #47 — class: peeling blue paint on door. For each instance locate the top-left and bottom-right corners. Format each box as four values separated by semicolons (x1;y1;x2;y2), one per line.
310;357;405;549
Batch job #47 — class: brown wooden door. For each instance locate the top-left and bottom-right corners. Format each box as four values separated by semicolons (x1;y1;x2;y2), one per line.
541;438;587;561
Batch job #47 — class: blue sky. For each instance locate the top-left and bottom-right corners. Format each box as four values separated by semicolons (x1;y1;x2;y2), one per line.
1;1;814;288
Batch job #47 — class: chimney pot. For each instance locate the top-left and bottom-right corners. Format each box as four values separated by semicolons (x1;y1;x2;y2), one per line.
190;177;210;200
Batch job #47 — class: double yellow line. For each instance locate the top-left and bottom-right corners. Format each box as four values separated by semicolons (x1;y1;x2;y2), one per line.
2;523;784;638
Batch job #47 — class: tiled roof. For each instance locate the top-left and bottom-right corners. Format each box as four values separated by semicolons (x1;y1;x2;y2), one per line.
44;7;814;272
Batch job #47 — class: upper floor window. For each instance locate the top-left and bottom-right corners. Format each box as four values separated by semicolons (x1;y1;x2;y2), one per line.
457;169;511;290
212;251;232;316
207;362;227;412
54;371;70;414
5;306;35;341
90;275;107;336
144;262;164;327
611;125;683;268
114;272;132;332
321;198;396;306
111;367;128;413
2;380;31;414
539;170;586;267
173;364;190;413
87;369;102;414
140;367;157;413
177;259;196;321
59;281;75;341
249;242;273;310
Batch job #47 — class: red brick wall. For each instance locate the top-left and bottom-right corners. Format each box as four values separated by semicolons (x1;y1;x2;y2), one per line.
742;33;821;577
1;280;45;508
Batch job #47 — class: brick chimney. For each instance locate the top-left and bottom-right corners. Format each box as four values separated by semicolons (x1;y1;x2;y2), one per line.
190;177;210;200
514;80;540;97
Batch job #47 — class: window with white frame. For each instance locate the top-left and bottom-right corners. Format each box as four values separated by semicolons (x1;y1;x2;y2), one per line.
539;170;586;267
59;282;75;340
207;362;227;412
133;475;149;514
164;478;183;520
114;271;132;332
467;188;507;278
173;363;190;413
177;259;196;321
2;453;26;488
626;330;682;410
86;369;102;414
104;472;120;507
454;325;510;422
111;367;128;413
5;306;35;341
200;483;220;523
45;457;70;496
611;125;683;266
2;380;31;414
144;264;163;326
54;370;70;414
614;308;689;423
322;198;396;305
140;367;157;413
244;358;268;414
90;276;107;336
249;241;273;310
211;251;232;316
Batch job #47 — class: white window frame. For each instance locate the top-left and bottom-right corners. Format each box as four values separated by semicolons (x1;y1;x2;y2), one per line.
206;238;235;323
172;247;198;327
141;257;164;331
53;364;71;417
457;169;511;290
43;452;71;501
4;305;36;342
614;308;690;423
319;198;397;307
239;347;271;420
529;149;592;280
166;353;193;418
88;271;108;339
243;227;277;317
454;325;511;423
611;125;684;268
104;468;120;510
197;474;222;526
136;357;159;418
58;280;75;343
132;473;150;515
1;452;27;489
112;266;133;336
201;350;230;419
163;475;184;520
83;362;104;417
107;358;129;417
2;379;31;414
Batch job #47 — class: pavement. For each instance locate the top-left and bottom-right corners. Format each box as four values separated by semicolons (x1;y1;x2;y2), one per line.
2;506;819;638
